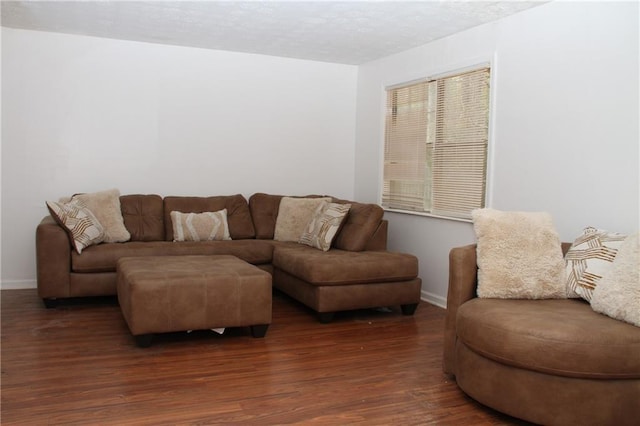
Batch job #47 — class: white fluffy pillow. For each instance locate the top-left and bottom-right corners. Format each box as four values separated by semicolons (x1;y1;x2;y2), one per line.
472;208;567;299
274;197;331;242
591;233;640;327
71;189;130;243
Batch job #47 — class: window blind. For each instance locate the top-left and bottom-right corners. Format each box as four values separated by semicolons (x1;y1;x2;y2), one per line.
383;67;490;220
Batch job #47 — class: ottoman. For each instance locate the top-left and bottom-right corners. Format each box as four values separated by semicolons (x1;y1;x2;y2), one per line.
117;255;272;347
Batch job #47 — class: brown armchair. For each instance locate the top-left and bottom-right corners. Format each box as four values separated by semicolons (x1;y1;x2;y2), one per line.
443;244;640;426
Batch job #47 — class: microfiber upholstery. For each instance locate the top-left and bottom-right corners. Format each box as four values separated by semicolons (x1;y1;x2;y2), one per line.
457;298;640;379
273;243;418;285
331;198;384;252
121;194;164;241
72;240;274;273
164;195;255;240
249;193;284;239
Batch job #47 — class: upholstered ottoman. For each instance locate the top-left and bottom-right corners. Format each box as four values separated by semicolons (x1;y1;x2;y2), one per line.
117;255;272;347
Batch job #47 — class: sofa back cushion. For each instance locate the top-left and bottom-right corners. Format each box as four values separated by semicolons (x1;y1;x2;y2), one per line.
249;193;284;239
121;194;165;241
164;195;255;241
331;198;384;252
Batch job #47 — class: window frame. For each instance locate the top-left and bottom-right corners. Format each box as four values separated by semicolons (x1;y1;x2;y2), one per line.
379;60;496;223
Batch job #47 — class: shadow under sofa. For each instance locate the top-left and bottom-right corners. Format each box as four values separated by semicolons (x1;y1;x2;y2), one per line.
36;192;422;322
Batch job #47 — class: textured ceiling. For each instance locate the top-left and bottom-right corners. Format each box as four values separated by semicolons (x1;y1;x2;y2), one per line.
1;1;545;64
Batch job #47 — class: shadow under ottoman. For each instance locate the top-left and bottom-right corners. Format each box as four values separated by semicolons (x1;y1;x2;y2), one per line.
117;255;272;347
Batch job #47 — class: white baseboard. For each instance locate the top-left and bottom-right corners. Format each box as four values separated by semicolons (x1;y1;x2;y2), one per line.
420;290;447;309
1;279;37;290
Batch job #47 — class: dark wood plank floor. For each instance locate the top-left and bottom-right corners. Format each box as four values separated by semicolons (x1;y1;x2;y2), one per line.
1;289;531;425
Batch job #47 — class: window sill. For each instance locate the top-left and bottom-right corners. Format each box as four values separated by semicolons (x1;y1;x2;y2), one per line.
383;208;473;224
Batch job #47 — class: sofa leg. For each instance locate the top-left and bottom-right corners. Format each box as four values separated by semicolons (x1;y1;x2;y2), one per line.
134;334;153;348
250;324;269;338
401;303;418;316
318;312;335;323
43;298;58;309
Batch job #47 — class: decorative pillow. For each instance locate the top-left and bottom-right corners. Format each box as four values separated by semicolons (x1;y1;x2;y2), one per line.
71;189;130;243
472;209;566;299
46;200;105;254
170;209;231;242
299;202;351;251
565;227;627;301
590;233;639;327
273;197;331;242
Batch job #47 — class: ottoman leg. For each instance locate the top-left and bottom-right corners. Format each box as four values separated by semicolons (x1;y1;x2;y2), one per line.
250;325;269;338
401;303;418;315
134;334;153;348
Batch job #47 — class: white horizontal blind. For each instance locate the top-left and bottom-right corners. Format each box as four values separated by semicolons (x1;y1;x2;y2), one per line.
383;80;429;211
383;67;490;220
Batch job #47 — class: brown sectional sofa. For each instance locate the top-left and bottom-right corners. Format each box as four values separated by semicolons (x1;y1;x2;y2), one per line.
36;193;421;322
444;244;640;426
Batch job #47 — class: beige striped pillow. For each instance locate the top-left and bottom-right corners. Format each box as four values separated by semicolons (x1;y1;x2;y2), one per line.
170;209;231;242
46;200;105;254
299;202;351;251
565;227;627;301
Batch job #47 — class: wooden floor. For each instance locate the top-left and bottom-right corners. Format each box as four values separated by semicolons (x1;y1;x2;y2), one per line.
1;289;531;425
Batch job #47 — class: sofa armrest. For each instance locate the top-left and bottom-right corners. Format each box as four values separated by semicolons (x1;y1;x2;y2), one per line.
36;216;72;300
443;244;478;376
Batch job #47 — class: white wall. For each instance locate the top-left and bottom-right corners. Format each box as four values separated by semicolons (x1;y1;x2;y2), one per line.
355;1;639;307
1;28;358;288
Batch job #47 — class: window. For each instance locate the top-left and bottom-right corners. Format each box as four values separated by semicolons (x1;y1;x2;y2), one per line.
382;66;490;220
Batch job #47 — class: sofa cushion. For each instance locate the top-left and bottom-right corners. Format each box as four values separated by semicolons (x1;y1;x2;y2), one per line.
72;240;274;273
249;193;284;239
120;194;164;241
163;195;255;241
457;298;640;379
331;199;384;252
565;226;628;301
273;243;418;285
472;209;567;299
170;210;231;242
274;197;331;242
71;189;131;243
